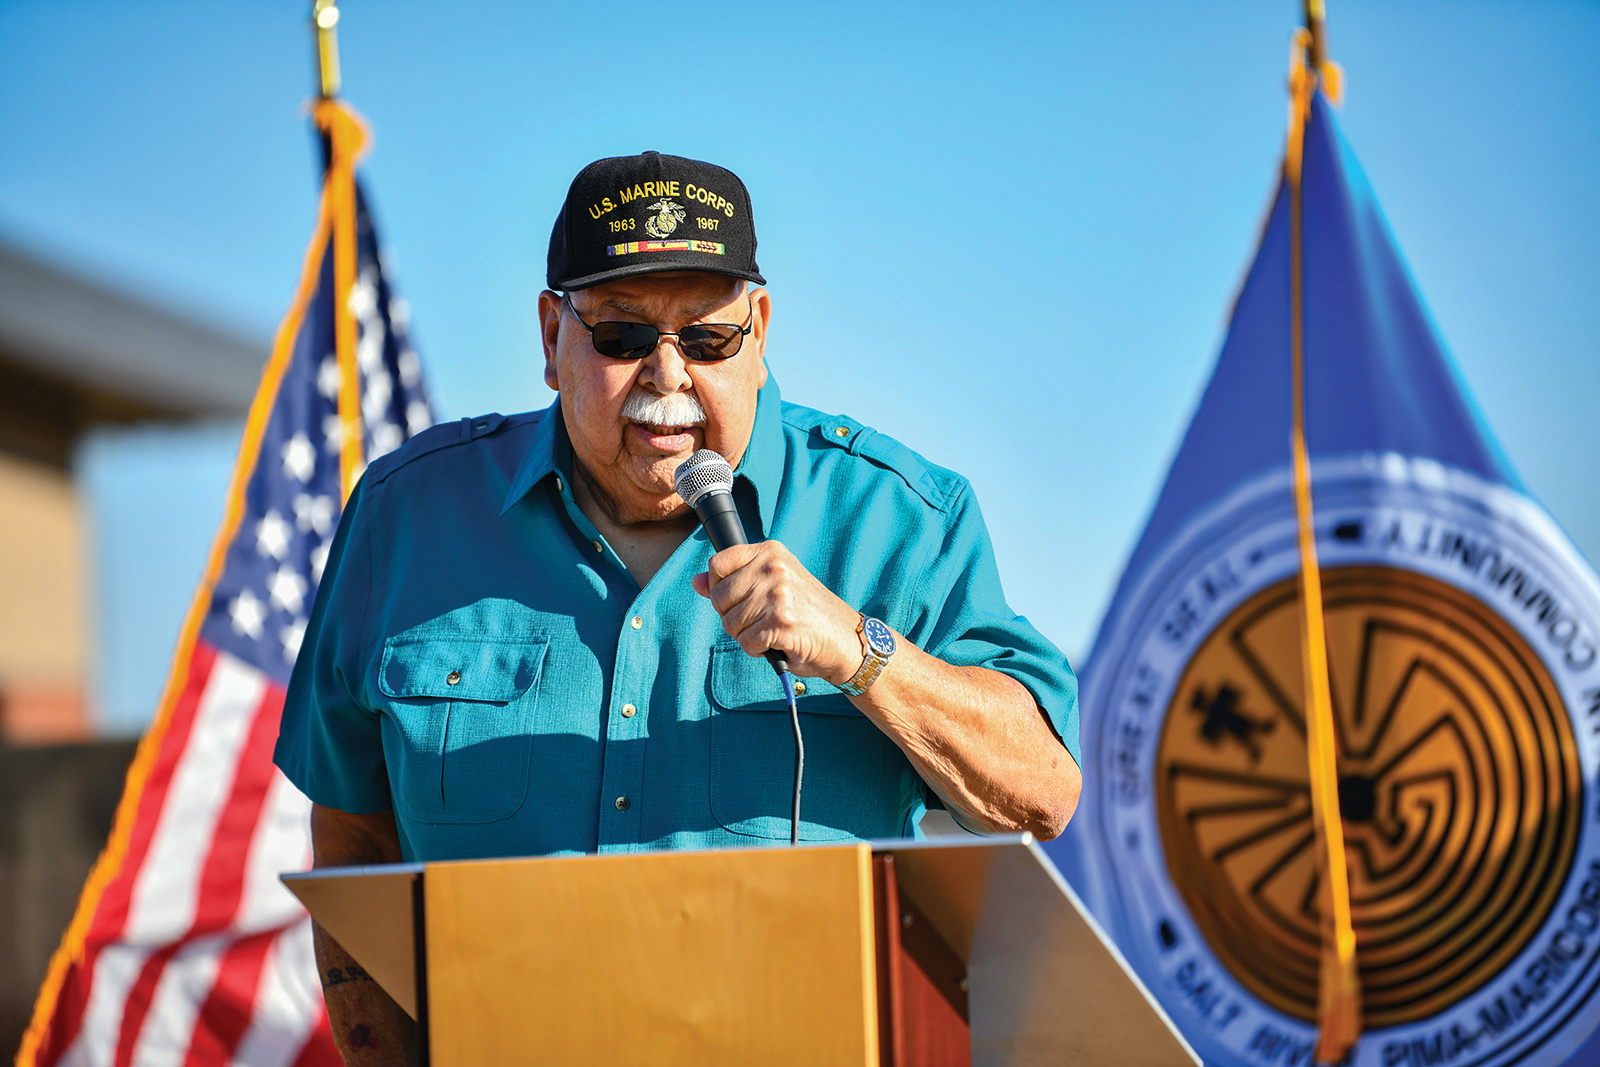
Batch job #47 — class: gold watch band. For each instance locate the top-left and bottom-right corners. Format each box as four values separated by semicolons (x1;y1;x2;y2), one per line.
840;613;891;696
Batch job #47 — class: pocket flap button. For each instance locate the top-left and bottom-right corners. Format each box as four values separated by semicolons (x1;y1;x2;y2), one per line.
446;670;461;686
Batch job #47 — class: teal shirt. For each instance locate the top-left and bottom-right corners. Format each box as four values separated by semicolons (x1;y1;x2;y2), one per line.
273;374;1078;861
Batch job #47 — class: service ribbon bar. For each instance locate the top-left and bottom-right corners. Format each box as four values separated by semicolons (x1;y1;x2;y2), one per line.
606;239;726;256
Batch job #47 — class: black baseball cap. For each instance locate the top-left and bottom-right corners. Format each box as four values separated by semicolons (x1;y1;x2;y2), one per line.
547;151;765;292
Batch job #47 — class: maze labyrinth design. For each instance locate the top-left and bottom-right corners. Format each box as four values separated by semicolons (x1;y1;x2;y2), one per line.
1156;566;1582;1027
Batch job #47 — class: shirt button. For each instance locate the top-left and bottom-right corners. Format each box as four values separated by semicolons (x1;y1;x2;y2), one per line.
631;616;643;630
834;426;850;438
614;796;630;811
621;703;637;718
555;474;564;492
446;670;461;685
592;540;604;553
793;682;807;696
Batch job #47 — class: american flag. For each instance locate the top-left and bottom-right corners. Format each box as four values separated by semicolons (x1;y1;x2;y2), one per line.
19;101;433;1067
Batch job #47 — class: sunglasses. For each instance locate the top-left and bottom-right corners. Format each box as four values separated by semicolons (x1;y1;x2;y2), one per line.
564;292;753;362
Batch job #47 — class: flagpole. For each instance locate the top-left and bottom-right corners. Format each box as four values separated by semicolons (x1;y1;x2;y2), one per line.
1287;4;1361;1062
1304;0;1327;77
313;0;341;99
309;0;366;501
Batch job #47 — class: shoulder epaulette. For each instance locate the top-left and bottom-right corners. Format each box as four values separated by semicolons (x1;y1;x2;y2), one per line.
363;411;537;486
783;405;964;513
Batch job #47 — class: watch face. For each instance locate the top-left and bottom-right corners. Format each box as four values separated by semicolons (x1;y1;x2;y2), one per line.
862;617;895;657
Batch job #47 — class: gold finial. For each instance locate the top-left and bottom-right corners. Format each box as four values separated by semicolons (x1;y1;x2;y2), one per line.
1300;0;1344;105
312;0;341;99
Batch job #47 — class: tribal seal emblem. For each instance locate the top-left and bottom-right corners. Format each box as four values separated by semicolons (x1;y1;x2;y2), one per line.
644;198;686;239
1084;456;1600;1067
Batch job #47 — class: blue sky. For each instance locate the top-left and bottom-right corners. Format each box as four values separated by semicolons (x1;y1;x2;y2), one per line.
1;1;1595;733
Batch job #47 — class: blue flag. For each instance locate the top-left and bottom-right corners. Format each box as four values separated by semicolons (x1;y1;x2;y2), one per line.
1046;92;1600;1067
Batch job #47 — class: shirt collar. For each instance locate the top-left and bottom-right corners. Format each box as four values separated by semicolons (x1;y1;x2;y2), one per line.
499;368;786;528
499;399;569;515
734;370;785;538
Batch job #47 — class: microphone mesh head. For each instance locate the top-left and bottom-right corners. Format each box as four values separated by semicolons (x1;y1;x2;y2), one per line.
674;449;735;507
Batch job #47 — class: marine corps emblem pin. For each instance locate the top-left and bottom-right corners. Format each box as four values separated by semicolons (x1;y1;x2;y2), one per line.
644;198;686;239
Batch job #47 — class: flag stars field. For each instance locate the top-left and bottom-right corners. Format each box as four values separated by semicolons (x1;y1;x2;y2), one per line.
362;368;391;416
228;589;267;640
346;260;432;461
280;433;316;484
280;619;307;662
267;566;308;616
370;420;403;457
255;511;291;561
346;271;377;320
316;355;341;400
397;346;420;388
291;493;335;536
320;413;344;453
309;542;330;584
405;400;430;436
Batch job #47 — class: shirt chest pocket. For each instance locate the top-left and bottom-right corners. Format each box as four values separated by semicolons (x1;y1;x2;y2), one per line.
707;645;909;842
378;635;550;825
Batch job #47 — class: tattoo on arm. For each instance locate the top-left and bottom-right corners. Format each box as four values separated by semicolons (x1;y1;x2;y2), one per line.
347;1024;380;1049
322;964;375;990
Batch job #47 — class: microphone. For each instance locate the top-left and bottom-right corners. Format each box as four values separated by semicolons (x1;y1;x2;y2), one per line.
674;449;790;675
676;449;805;846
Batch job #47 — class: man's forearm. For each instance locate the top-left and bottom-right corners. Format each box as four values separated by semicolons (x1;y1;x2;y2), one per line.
693;541;1081;837
310;804;417;1066
314;922;419;1067
853;639;1081;839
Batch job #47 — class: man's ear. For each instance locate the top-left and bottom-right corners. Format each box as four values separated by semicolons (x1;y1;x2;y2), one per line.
752;289;771;390
538;290;563;391
749;286;771;388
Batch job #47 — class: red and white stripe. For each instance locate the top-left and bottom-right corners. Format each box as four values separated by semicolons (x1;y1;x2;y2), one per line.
26;645;339;1067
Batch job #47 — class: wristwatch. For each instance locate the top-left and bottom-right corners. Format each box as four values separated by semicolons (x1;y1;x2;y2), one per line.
840;614;896;696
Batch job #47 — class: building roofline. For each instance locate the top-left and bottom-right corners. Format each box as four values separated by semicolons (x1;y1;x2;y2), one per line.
0;240;269;418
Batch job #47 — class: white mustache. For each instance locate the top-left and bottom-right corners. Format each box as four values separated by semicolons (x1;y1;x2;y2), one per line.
621;390;707;427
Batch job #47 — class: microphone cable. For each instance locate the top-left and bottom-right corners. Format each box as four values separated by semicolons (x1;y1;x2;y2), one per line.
673;450;805;846
778;669;804;846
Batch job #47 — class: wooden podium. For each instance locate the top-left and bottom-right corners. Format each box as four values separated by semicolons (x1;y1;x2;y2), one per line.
283;836;1197;1066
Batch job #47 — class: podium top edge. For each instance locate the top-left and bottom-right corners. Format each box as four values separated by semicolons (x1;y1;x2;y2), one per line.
281;862;424;883
865;833;1035;853
279;835;1043;883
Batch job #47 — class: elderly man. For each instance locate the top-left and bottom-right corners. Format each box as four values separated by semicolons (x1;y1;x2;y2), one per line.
275;151;1079;1063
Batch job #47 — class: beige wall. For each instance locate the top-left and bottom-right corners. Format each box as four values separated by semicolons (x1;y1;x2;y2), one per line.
0;451;88;742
